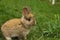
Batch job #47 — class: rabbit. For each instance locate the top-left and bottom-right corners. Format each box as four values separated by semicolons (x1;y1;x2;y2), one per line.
1;7;36;40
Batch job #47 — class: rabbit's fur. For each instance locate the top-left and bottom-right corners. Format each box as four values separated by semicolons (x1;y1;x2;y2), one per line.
1;7;36;40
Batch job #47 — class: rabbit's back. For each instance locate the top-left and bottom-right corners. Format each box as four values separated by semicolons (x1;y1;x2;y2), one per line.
1;18;23;37
2;18;21;27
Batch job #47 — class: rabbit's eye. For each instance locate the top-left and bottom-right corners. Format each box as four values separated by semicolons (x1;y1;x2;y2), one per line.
25;18;31;21
27;18;31;21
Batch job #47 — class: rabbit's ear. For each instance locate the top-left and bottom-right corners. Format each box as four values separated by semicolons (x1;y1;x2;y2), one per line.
22;7;30;15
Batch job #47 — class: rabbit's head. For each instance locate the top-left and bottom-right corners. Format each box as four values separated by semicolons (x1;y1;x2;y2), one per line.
21;7;36;28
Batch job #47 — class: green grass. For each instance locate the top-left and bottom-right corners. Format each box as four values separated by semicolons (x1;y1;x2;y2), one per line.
0;0;60;40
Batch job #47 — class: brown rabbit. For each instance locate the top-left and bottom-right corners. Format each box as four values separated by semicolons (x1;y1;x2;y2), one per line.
1;7;36;40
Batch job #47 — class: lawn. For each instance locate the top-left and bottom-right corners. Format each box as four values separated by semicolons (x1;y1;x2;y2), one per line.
0;0;60;40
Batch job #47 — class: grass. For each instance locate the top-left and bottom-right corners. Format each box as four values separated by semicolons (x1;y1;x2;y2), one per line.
0;0;60;40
